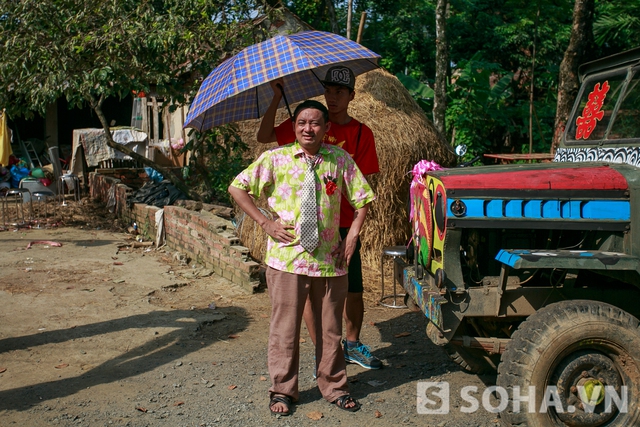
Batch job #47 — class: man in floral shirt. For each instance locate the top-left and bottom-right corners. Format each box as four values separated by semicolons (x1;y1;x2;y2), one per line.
229;100;374;415
258;67;382;372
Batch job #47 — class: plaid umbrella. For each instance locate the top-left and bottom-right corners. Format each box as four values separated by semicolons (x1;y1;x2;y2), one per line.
184;31;380;132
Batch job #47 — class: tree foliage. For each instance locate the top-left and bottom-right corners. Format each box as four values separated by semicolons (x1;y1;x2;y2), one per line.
284;0;339;32
364;0;436;81
284;0;580;158
0;0;273;200
0;0;268;118
446;55;515;156
2;0;638;188
290;0;634;160
281;0;637;159
184;125;250;204
593;1;640;51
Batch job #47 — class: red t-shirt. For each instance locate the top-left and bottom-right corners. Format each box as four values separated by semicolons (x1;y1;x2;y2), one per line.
274;118;379;227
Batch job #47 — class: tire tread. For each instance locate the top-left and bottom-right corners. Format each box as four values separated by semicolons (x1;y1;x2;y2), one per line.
497;300;640;426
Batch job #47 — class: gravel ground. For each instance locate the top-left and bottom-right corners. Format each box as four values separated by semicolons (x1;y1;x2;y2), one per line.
0;201;503;426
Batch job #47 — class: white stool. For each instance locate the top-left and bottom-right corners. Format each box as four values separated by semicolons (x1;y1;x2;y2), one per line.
58;174;81;205
32;190;57;227
3;188;32;226
380;246;407;308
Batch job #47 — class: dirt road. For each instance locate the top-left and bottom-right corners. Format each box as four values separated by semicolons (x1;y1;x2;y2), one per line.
0;206;501;427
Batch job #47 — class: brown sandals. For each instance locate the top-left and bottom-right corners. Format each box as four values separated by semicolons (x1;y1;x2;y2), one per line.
269;394;293;416
333;394;361;412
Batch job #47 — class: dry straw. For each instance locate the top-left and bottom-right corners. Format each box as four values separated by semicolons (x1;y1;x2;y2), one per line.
234;68;456;270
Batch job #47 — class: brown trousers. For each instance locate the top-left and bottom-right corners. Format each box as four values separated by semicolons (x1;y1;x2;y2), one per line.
266;267;350;402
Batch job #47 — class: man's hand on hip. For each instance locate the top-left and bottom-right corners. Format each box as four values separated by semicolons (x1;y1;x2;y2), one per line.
263;220;295;244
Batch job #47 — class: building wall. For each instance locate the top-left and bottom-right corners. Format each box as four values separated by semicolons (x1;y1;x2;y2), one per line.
89;169;263;293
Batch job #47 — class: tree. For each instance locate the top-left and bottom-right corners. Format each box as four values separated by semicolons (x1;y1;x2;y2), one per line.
281;0;631;158
433;0;448;137
326;0;339;33
552;0;594;154
284;0;338;32
450;0;569;153
362;0;574;154
0;0;273;200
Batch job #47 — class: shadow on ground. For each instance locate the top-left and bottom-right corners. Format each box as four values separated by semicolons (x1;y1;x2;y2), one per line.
298;309;497;404
0;306;249;412
2;237;122;250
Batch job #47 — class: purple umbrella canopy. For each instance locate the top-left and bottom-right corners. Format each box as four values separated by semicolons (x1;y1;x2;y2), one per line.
184;31;380;132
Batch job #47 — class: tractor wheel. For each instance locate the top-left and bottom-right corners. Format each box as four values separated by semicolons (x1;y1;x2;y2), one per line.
497;300;640;426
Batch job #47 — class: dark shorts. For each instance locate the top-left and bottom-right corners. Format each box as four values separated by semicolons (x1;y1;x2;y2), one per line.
340;227;363;293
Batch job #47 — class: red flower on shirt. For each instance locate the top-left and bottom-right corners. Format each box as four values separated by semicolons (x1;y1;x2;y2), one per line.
323;176;338;195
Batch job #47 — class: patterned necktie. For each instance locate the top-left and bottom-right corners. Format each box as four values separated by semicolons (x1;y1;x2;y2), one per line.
299;155;319;253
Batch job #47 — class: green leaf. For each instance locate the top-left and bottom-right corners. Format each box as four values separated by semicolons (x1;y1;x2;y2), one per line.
488;73;514;104
396;73;434;99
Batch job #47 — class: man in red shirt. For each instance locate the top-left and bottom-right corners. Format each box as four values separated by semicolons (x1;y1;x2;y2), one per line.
257;66;382;371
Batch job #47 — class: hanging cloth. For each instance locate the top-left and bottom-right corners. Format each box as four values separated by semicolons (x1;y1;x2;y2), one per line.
0;109;13;167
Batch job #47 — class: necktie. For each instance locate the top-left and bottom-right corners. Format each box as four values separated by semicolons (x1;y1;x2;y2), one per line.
299;155;319;253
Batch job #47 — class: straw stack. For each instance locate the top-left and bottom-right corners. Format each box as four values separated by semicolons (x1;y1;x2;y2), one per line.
235;67;456;269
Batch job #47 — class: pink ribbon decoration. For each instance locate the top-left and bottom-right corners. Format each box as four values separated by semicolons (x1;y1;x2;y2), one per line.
409;160;443;221
412;160;443;179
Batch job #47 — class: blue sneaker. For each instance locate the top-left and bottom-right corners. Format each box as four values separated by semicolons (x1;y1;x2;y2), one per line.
343;340;382;370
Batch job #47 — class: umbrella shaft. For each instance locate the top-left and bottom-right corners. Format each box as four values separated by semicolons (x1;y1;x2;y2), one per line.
278;84;293;119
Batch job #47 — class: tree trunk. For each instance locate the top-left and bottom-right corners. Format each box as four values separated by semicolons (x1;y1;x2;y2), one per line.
89;96;200;201
552;0;594;154
325;0;338;34
433;0;448;139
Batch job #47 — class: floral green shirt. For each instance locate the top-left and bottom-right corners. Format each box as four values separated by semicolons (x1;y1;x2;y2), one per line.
230;142;375;277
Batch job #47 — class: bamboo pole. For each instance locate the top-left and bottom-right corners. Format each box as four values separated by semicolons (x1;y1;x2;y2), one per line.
346;0;353;39
181;105;188;168
152;96;160;144
357;12;367;44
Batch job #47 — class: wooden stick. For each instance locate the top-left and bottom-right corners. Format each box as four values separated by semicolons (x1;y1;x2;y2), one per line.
117;241;154;249
346;0;353;39
357;12;367;44
131;241;154;248
152;96;160;143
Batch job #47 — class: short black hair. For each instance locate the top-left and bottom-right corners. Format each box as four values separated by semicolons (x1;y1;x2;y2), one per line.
293;100;329;123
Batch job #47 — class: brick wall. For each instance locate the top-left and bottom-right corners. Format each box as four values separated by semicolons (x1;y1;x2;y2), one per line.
90;169;263;293
89;170;134;218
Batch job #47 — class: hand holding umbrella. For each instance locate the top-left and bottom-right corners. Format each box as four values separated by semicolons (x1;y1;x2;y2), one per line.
268;78;292;118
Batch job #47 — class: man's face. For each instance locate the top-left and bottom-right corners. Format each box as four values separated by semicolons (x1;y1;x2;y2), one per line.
294;107;330;155
323;85;354;115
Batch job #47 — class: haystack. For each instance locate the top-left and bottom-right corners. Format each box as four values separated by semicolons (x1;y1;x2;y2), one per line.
234;68;456;270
